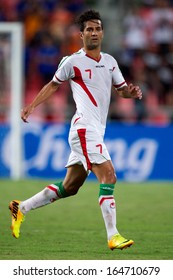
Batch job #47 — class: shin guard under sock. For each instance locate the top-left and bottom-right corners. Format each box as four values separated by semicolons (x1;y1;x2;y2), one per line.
99;184;118;239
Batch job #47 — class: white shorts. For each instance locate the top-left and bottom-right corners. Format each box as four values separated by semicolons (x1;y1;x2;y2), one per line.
65;114;111;171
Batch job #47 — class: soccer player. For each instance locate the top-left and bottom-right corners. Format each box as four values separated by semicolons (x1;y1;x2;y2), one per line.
9;10;142;250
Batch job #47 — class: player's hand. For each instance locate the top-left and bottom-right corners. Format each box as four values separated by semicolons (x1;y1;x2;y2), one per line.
128;83;142;100
21;105;34;123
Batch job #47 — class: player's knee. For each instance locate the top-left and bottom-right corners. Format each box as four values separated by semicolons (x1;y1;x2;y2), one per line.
64;183;82;196
109;175;117;185
67;187;79;196
112;173;117;184
63;175;85;196
103;169;117;184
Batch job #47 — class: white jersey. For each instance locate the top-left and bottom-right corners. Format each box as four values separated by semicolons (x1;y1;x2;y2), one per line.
53;48;126;130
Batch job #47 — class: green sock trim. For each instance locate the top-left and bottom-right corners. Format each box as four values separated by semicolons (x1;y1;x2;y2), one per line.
99;183;115;197
54;181;70;198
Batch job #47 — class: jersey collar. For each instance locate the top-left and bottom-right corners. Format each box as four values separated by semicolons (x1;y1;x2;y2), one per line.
82;48;102;63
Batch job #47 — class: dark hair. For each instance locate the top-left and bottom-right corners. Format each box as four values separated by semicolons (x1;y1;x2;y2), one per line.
76;9;103;32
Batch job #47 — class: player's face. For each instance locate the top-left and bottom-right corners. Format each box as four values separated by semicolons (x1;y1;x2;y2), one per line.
81;20;103;50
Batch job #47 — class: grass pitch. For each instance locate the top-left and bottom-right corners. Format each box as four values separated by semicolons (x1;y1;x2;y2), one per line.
0;180;172;260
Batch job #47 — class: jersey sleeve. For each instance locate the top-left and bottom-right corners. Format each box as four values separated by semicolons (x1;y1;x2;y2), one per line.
52;56;74;84
112;58;127;89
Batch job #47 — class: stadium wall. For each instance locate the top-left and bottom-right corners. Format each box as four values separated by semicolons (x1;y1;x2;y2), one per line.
0;122;173;181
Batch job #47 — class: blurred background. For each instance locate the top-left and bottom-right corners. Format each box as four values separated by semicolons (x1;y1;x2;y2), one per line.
0;0;173;123
0;0;173;180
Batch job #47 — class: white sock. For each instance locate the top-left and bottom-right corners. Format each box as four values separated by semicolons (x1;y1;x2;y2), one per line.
19;184;60;215
99;195;119;240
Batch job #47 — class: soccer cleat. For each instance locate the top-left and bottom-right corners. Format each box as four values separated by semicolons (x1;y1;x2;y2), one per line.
9;200;25;239
108;233;134;250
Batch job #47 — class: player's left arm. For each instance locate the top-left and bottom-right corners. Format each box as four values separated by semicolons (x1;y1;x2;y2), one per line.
117;83;142;100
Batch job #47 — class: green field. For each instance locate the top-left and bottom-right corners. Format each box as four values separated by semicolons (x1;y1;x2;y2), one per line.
0;180;172;260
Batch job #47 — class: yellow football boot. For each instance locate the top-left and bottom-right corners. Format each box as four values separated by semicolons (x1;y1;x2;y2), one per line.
9;200;25;238
108;233;134;250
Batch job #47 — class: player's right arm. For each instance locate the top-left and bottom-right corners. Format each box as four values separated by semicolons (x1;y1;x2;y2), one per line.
21;80;59;123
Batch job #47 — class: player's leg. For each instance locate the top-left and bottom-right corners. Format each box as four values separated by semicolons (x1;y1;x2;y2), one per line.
9;164;87;238
92;160;118;238
19;164;87;213
92;161;134;250
63;164;88;195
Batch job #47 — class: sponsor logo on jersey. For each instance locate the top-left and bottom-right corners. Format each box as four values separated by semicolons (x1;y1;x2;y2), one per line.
109;67;115;73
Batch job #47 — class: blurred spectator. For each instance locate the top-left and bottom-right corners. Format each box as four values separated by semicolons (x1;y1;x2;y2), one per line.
49;5;74;44
61;25;82;55
20;1;47;44
35;34;60;85
117;0;173;124
123;7;149;51
150;0;173;54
